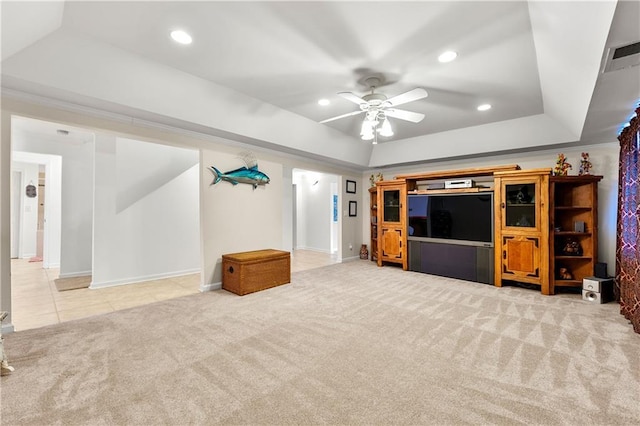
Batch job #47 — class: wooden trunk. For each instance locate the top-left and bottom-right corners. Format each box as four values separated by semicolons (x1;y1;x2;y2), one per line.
222;249;291;296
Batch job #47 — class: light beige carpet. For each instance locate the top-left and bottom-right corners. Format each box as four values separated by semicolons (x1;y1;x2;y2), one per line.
2;261;639;425
54;275;91;292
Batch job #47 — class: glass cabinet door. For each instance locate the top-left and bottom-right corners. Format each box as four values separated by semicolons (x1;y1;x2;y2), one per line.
504;182;536;228
383;189;401;223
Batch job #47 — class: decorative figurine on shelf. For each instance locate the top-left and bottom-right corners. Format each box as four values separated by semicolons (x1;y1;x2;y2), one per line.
507;185;533;204
579;152;593;176
553;153;572;176
558;267;573;280
515;215;532;227
562;238;583;256
360;244;369;260
516;186;532;204
369;173;384;187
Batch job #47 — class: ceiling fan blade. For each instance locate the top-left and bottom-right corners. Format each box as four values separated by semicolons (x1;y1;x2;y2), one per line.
338;92;368;105
319;110;364;124
386;88;428;107
385;109;425;123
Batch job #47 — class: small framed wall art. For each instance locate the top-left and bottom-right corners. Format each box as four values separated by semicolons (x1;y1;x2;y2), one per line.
349;201;357;217
346;180;356;194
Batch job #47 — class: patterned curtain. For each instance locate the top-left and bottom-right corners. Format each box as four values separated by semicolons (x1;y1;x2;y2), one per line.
616;105;640;334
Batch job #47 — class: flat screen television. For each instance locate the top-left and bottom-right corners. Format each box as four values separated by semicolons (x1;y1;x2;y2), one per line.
407;192;494;247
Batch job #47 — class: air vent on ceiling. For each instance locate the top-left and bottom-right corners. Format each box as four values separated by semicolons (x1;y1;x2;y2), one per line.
603;41;640;73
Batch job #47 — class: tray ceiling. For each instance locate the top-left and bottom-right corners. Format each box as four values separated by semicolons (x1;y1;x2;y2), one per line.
2;1;638;169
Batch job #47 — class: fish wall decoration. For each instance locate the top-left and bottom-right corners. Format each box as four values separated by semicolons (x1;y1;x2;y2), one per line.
209;152;270;189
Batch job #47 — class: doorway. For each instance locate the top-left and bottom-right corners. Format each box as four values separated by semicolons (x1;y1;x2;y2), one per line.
8;116;202;331
11;152;62;267
291;169;340;271
35;168;45;260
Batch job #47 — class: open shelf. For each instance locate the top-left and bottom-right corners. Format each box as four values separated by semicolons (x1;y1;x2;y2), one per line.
550;175;602;294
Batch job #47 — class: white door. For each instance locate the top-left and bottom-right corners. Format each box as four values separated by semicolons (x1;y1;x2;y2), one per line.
10;170;22;258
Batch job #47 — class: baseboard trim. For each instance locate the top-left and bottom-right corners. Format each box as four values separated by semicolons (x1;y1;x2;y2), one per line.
295;246;332;254
200;282;222;292
58;270;92;279
90;268;200;289
341;255;359;262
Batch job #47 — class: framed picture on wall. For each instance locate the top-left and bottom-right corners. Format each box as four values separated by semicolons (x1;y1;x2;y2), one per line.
349;201;357;217
346;180;356;194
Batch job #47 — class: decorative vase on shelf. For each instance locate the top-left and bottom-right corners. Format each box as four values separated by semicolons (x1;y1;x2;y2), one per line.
360;244;369;260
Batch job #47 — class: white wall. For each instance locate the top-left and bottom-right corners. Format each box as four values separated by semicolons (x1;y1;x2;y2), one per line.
42;155;62;270
364;142;619;274
12;130;93;276
282;165;294;253
342;176;361;261
92;135;200;287
201;150;283;289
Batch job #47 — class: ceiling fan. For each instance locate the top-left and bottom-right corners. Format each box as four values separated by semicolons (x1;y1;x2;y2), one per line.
320;76;428;142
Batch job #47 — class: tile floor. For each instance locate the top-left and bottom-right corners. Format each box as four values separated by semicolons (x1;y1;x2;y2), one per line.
10;249;337;332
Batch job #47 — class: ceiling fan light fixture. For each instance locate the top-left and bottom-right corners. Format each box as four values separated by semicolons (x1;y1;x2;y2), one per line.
438;51;457;63
361;130;375;141
322;79;428;139
378;118;394;137
360;120;373;136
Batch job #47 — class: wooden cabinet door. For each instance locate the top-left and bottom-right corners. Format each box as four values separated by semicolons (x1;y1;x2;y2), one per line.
499;178;542;232
494;169;550;292
381;227;403;260
376;180;407;269
380;187;402;224
501;234;541;282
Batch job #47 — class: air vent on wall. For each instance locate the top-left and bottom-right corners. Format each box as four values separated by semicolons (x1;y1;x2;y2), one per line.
603;41;640;73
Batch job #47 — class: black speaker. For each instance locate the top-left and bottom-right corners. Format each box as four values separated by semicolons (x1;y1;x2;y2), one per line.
595;262;608;279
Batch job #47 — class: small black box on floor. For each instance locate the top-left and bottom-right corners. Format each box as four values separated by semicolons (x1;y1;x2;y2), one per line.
582;276;614;304
594;262;608;279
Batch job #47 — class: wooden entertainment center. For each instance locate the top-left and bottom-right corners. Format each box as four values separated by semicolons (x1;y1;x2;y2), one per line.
369;165;602;295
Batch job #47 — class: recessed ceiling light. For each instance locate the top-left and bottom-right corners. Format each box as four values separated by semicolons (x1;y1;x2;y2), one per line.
438;51;457;63
170;30;192;45
318;99;330;106
477;104;492;111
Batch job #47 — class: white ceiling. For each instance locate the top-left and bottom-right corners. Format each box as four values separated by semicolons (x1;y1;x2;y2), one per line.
2;1;639;170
